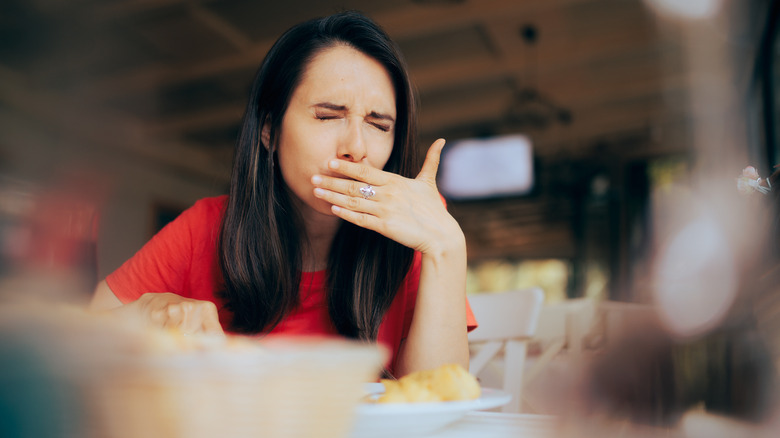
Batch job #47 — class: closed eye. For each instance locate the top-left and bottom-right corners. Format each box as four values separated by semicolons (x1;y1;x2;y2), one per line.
313;102;346;120
367;110;394;133
370;122;391;132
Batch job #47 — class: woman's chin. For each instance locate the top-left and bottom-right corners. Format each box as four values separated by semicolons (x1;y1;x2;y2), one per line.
312;200;339;217
292;193;338;219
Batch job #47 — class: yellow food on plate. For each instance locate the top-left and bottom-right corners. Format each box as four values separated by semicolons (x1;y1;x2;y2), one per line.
376;363;481;403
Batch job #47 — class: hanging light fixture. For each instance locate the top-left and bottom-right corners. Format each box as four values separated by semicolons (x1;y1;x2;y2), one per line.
505;24;572;130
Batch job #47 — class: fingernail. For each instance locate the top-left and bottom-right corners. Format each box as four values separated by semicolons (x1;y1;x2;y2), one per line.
311;175;322;184
314;188;325;197
329;160;339;169
332;205;341;213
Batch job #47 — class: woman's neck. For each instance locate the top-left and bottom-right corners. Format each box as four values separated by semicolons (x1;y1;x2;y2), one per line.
299;208;341;272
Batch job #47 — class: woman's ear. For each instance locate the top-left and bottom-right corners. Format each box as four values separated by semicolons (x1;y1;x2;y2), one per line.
261;122;271;151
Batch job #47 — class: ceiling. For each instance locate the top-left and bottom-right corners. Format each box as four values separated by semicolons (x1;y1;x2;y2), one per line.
0;0;690;186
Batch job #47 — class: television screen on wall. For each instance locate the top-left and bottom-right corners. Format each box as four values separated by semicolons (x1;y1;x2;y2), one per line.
437;134;535;201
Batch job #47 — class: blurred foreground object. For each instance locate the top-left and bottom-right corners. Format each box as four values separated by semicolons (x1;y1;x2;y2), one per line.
0;303;386;438
681;409;780;438
581;316;774;427
736;166;772;196
0;171;106;305
571;166;779;428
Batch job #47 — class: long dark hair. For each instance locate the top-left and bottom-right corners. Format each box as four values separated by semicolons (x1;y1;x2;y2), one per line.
219;11;418;340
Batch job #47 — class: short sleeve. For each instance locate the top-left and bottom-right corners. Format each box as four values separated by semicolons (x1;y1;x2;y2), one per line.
105;198;218;303
466;299;478;331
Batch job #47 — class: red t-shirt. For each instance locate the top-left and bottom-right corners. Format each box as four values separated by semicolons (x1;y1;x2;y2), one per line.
106;195;477;374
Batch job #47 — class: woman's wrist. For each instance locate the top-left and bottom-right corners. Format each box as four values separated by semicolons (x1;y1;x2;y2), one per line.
419;232;467;283
420;220;466;261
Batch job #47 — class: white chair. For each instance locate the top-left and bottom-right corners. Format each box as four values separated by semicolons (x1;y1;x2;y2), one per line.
522;297;597;388
521;299;656;413
467;287;544;413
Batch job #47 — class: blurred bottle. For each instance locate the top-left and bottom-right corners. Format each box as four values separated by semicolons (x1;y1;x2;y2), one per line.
0;170;106;305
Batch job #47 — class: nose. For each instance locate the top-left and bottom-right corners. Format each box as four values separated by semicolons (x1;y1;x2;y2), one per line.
337;118;367;163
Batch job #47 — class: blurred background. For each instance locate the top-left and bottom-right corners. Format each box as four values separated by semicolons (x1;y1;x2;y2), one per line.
1;0;780;432
0;0;775;302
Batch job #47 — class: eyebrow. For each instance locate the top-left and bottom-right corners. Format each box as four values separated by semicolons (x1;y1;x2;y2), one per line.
369;111;395;123
313;102;346;112
313;102;395;123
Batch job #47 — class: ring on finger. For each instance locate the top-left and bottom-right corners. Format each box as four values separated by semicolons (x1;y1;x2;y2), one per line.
359;184;376;199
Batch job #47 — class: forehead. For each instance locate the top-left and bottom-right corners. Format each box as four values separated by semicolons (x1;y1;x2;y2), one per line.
294;44;396;111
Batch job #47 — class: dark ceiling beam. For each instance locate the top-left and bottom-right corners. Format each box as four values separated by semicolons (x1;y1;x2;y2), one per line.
148;26;674;137
146;48;685;144
91;0;217;21
149;103;245;134
188;3;252;52
0;65;231;184
78;0;592;100
419;82;686;154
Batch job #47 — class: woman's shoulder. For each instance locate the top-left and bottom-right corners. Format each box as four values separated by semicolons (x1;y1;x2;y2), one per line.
187;195;228;217
192;194;228;210
169;195;228;231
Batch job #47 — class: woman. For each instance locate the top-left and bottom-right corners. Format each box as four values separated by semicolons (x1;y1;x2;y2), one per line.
89;11;475;377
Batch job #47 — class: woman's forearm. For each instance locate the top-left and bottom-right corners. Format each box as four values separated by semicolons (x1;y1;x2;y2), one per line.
89;280;123;311
88;282;224;335
395;231;469;377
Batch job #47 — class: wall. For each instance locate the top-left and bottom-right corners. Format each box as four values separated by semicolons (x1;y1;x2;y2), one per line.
0;104;226;285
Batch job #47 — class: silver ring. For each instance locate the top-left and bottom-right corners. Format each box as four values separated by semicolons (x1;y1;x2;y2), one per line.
359;184;376;199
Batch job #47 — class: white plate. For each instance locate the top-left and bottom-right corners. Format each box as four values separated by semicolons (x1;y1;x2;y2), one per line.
349;383;511;438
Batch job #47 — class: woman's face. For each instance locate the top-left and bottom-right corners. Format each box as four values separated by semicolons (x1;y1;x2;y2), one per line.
275;44;397;218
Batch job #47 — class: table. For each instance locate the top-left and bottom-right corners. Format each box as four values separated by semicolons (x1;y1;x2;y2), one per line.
425;412;557;438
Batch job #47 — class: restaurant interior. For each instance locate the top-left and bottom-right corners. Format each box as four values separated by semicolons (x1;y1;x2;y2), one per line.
1;0;779;437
